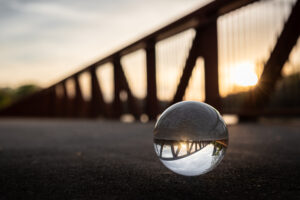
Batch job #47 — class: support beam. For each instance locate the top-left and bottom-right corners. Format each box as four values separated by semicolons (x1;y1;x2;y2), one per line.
112;55;140;119
61;82;68;117
113;55;123;118
171;28;203;105
90;67;106;118
146;39;159;120
49;86;57;117
74;75;85;117
52;83;67;117
202;20;221;111
40;89;52;117
118;63;141;119
53;85;61;117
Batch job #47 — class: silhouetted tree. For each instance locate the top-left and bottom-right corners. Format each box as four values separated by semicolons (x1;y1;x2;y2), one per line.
0;84;41;110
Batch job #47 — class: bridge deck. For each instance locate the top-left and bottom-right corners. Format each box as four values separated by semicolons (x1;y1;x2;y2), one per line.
0;119;299;199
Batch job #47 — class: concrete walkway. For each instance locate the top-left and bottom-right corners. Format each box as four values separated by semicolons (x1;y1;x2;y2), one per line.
0;119;299;199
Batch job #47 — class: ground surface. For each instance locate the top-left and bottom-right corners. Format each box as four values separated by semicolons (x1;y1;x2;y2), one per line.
0;119;299;200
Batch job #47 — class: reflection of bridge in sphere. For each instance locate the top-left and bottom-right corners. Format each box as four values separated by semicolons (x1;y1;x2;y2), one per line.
154;139;227;161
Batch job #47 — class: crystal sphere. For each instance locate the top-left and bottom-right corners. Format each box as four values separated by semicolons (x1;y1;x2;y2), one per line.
153;101;228;176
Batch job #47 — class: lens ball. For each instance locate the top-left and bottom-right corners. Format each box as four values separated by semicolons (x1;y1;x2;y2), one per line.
153;101;228;176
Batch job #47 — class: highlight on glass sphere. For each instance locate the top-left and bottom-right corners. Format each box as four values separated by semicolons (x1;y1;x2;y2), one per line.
153;101;228;176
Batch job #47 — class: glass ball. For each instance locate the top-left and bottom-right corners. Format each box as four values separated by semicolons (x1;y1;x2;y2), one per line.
153;101;228;176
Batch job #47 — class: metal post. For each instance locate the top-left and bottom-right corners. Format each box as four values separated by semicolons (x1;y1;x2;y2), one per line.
90;66;106;118
60;82;68;117
74;75;85;117
202;21;221;112
146;39;159;120
113;55;123;118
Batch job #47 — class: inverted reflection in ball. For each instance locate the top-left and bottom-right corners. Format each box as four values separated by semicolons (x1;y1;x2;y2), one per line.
153;101;228;176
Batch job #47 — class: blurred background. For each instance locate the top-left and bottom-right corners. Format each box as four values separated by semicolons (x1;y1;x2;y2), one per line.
0;0;299;122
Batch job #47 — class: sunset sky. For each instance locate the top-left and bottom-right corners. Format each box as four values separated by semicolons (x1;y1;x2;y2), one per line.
0;0;211;88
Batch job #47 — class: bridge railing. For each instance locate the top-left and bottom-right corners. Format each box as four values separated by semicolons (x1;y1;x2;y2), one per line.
1;0;299;120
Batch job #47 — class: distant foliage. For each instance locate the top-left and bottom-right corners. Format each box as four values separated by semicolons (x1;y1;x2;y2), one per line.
0;84;41;110
268;73;300;108
222;72;300;111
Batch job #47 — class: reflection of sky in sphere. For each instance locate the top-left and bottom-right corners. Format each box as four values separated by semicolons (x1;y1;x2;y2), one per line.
159;144;225;176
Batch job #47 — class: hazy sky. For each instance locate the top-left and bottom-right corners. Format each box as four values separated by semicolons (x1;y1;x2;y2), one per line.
0;0;211;88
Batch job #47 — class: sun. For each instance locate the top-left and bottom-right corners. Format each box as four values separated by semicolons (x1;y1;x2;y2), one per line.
233;62;258;87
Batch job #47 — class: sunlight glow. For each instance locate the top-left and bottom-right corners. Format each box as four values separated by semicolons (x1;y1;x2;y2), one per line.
180;142;187;150
233;62;258;87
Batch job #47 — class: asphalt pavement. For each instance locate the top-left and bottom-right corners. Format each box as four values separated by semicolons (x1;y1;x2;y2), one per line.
0;118;299;199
